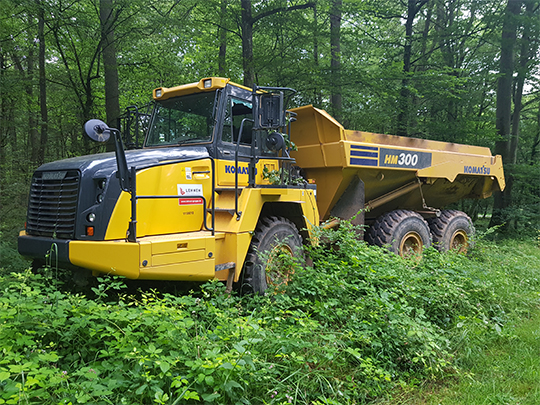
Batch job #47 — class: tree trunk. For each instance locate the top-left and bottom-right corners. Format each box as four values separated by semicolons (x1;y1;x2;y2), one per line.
240;0;255;88
100;0;120;152
397;0;427;136
330;0;342;123
510;0;535;164
218;0;227;76
313;4;322;106
38;1;48;166
490;0;522;229
530;102;540;164
26;26;39;167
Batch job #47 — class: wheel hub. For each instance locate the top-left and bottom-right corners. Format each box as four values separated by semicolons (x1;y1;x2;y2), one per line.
399;231;423;257
266;244;294;288
450;230;468;253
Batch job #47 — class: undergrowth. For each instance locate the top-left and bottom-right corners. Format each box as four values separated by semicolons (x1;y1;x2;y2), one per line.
1;221;539;404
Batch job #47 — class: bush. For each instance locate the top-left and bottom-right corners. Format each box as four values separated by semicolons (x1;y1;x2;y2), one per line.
0;221;539;404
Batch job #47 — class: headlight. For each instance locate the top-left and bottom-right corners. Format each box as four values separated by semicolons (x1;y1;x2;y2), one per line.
87;213;96;222
97;194;104;203
99;179;106;189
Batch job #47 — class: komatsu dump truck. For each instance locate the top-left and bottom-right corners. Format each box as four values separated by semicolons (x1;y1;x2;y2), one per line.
18;77;505;293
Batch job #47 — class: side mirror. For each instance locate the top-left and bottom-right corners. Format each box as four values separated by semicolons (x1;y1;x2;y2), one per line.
254;93;284;129
265;132;285;152
84;119;131;193
84;119;111;143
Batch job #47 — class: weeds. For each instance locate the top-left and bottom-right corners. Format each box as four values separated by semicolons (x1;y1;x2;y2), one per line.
1;222;539;404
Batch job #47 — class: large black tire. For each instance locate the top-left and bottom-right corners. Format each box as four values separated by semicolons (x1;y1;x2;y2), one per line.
366;210;431;257
239;216;303;295
428;210;474;253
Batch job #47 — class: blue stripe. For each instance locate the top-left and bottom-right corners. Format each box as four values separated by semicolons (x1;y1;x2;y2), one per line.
351;150;378;158
350;157;378;166
351;145;378;151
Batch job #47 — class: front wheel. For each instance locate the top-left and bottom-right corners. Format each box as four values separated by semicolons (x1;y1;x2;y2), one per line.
428;210;474;253
366;210;431;257
239;216;303;295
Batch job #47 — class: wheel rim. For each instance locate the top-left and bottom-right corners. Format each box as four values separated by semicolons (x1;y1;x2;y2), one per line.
450;230;468;253
266;244;294;288
399;232;423;257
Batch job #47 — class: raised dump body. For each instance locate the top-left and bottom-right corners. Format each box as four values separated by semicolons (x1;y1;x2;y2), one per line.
290;105;505;223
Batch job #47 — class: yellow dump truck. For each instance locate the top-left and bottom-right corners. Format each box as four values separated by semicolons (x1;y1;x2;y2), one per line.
18;77;505;293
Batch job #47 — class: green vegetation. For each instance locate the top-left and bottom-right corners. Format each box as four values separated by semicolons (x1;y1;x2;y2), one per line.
1;223;539;404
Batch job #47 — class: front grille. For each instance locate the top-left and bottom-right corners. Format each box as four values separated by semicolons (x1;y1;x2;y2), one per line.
26;170;80;239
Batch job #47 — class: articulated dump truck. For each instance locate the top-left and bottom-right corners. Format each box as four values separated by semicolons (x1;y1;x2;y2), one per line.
18;77;505;293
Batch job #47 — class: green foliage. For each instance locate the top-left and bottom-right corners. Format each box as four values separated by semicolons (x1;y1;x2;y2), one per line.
262;166;305;186
1;222;539;404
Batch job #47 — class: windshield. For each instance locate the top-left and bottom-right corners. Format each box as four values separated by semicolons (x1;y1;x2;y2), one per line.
145;91;216;147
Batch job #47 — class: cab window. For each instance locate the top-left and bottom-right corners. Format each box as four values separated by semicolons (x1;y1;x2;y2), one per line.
222;98;253;145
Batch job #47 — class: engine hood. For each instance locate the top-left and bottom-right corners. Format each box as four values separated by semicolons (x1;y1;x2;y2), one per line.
36;147;210;173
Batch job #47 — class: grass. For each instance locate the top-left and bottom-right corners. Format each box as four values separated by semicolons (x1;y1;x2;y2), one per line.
378;310;540;405
375;238;540;405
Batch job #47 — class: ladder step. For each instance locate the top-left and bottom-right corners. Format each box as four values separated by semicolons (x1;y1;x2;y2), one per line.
215;262;235;272
215;187;243;194
211;208;236;215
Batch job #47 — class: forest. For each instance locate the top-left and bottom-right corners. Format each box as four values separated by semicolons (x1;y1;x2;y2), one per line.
2;1;540;403
1;0;540;241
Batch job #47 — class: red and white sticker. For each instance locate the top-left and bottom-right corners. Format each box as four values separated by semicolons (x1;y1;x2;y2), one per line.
177;184;203;205
178;198;203;205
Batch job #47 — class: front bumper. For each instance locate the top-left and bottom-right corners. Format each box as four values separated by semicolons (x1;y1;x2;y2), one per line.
18;232;71;265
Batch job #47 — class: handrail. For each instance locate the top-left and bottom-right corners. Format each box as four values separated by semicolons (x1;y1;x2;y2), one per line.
234;118;254;220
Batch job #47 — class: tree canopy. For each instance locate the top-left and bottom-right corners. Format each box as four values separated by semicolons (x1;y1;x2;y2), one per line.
2;0;540;235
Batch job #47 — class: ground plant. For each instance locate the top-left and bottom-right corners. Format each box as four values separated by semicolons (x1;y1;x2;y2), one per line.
0;221;539;404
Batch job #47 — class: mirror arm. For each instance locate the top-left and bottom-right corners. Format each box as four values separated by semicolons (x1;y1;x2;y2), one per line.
111;128;131;192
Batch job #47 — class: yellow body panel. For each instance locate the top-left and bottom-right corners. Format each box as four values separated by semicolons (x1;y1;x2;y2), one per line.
212;187;319;234
80;151;318;281
215;159;279;187
70;240;141;279
291;105;505;220
105;159;213;240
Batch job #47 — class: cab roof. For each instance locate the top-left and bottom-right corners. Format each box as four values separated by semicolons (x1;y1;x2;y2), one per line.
152;77;253;101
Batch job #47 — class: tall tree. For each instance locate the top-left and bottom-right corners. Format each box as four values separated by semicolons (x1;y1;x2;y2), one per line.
330;0;342;122
491;0;523;228
396;0;428;136
218;0;228;76
100;0;120;151
37;0;48;166
510;0;539;164
239;0;313;87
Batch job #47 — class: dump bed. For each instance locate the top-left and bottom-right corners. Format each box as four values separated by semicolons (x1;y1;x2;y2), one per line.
290;105;505;221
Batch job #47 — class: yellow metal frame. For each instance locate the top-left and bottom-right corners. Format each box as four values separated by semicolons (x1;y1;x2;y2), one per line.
291;105;505;219
70;154;318;282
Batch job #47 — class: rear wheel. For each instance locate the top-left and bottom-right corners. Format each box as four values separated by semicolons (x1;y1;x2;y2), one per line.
366;210;431;257
428;210;473;253
239;216;303;294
